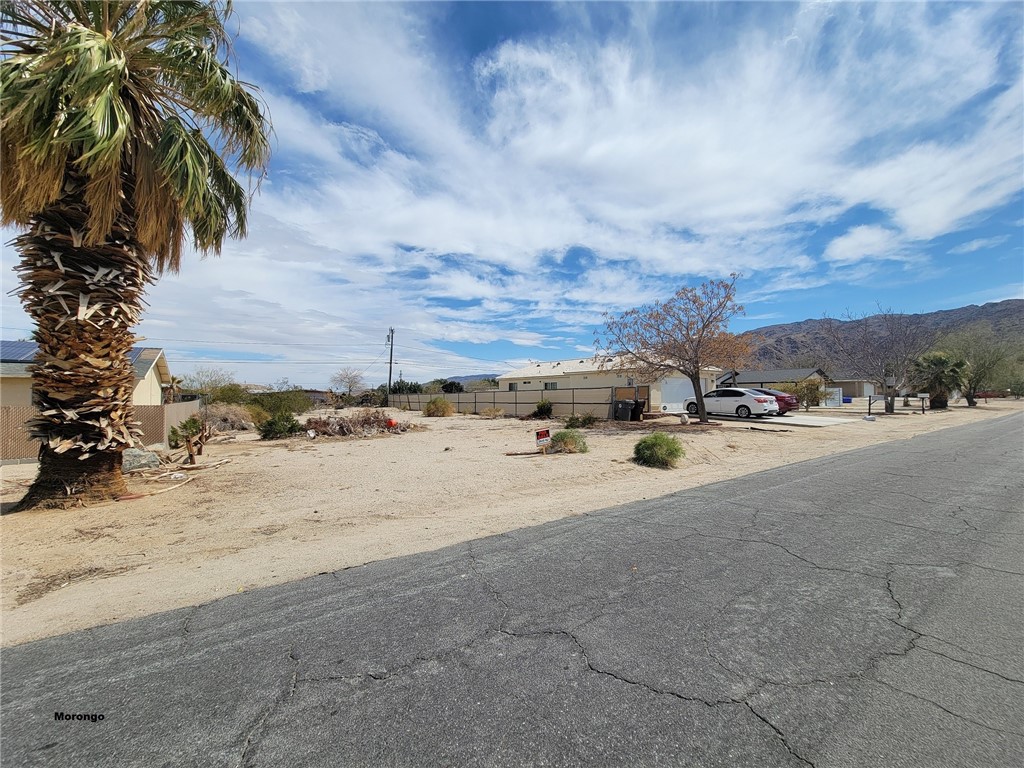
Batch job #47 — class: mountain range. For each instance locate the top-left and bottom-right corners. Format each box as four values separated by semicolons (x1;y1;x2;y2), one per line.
742;299;1023;370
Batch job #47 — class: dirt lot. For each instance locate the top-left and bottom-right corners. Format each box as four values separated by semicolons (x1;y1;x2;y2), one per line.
2;398;1021;646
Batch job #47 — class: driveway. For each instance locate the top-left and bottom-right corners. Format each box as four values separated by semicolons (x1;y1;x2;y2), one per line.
2;414;1022;767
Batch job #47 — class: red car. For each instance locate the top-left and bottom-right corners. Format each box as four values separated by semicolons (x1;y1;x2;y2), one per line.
749;388;800;414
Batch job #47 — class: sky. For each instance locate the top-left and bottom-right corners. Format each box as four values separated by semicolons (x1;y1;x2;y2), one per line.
2;0;1022;389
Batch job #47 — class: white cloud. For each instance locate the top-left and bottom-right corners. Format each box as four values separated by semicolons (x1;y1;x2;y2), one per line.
823;226;904;265
948;235;1012;255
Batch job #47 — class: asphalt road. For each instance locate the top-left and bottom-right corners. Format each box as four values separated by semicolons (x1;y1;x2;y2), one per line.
2;414;1022;767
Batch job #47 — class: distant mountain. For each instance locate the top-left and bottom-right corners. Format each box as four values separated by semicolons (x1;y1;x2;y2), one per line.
742;299;1024;371
446;373;501;385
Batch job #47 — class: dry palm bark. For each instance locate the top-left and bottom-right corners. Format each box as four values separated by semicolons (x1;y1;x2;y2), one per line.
12;170;152;505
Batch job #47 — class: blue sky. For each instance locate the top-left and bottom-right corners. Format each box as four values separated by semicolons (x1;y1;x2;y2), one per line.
2;1;1022;388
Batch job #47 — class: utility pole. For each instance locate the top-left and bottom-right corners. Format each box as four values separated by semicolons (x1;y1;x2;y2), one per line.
385;327;395;406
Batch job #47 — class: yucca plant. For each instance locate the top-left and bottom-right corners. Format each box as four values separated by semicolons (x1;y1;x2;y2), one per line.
1;1;271;508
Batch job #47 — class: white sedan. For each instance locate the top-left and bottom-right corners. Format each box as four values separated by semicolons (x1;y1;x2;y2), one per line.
685;388;780;418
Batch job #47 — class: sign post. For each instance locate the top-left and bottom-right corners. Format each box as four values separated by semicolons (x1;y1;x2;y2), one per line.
535;428;551;454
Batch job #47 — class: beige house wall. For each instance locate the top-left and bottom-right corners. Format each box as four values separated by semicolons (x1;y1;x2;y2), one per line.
0;378;32;407
132;366;165;406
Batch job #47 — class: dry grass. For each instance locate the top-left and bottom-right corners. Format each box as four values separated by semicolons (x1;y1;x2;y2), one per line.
423;397;456;417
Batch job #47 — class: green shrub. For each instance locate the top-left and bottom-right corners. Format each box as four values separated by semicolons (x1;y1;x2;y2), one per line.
245;403;271;426
532;399;553;418
423;397;456;417
209;382;250;404
564;412;598;428
633;432;684;468
251;389;313;416
168;415;203;448
550;429;589;453
259;412;302;440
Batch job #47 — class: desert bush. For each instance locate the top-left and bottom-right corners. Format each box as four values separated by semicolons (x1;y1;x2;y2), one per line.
205;402;257;431
423;397;455;417
259;412;302;440
208;382;250;404
531;399;553;418
779;380;827;411
564;412;598;428
633;432;684;468
168;416;203;448
245;403;271;426
550;429;589;454
251;388;313;416
481;407;505;419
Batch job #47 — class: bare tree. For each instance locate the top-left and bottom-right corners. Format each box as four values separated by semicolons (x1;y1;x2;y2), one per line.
597;275;752;424
821;307;934;413
330;367;366;396
181;366;237;395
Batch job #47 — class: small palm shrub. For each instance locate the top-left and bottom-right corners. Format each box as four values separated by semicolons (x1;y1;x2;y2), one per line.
259;412;302;440
550;429;589;453
423;397;456;417
633;432;684;468
168;416;203;448
564;412;598;428
532;399;553;418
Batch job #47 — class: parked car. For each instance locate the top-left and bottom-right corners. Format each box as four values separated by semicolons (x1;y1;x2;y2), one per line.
748;387;800;415
684;388;780;418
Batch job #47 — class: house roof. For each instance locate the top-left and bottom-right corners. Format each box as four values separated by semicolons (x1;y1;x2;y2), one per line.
717;368;827;385
0;340;170;384
499;355;722;381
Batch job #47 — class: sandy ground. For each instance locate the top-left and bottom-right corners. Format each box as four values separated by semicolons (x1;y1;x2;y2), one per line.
2;398;1021;647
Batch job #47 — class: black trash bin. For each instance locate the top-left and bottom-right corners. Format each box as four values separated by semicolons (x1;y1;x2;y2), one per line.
614;400;634;421
631;399;647;421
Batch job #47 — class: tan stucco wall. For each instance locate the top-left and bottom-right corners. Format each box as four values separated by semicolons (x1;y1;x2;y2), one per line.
0;378;33;407
132;366;165;406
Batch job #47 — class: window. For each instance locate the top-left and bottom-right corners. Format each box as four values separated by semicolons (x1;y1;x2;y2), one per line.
508;383;517;391
544;382;557;391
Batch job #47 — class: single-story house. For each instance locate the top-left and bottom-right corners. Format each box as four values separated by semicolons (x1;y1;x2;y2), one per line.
716;368;829;389
827;374;877;398
497;355;721;413
0;340;173;407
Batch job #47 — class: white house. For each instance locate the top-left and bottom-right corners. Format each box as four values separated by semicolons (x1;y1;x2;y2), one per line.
497;355;721;414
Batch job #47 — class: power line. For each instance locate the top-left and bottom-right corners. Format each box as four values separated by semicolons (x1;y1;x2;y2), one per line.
3;326;520;366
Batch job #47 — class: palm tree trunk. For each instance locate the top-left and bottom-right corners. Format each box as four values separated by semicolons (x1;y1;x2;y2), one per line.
11;171;152;510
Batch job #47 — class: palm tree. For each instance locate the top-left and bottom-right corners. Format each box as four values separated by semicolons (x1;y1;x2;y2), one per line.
910;352;968;410
164;375;183;404
1;1;270;509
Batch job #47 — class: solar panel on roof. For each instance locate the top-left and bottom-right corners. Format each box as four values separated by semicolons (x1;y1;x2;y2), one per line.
0;340;38;362
0;340;151;364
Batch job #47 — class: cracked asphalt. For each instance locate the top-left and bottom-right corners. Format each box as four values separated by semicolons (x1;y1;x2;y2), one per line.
2;413;1022;767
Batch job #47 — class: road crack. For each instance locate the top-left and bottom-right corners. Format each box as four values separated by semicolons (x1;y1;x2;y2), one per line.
236;647;301;768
